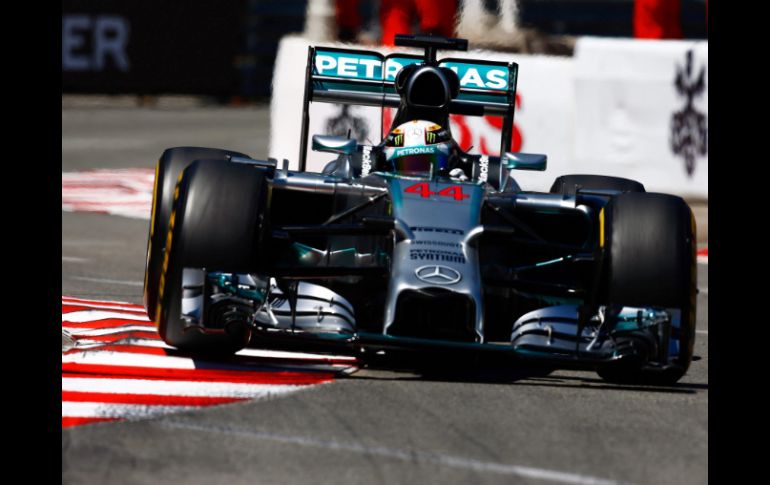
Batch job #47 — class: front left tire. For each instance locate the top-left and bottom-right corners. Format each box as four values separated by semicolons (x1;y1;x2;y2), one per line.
155;158;269;354
144;147;249;322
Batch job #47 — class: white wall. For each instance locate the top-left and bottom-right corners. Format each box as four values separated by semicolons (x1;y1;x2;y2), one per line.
573;38;708;198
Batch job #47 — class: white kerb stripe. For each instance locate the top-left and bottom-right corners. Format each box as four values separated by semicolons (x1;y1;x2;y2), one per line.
63;402;199;420
70;338;169;349
66;336;357;362
62;350;199;369
236;347;357;362
62;349;352;374
62;377;305;398
63;310;151;323
63;325;156;337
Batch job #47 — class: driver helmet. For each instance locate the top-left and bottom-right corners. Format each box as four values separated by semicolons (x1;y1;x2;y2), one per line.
383;120;453;178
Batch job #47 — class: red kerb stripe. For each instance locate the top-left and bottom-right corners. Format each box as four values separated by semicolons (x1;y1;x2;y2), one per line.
72;331;161;342
62;391;245;406
62;319;154;329
62;417;120;428
62;296;141;307
62;304;147;315
62;363;335;384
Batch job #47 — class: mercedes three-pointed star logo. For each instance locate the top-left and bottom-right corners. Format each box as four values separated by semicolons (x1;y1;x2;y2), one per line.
414;265;462;285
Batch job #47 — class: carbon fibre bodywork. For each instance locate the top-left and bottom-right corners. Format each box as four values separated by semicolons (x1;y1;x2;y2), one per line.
176;156;685;374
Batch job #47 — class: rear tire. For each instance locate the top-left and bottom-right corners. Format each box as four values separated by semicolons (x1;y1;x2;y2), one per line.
156;159;268;354
597;192;696;385
144;147;248;322
549;174;645;195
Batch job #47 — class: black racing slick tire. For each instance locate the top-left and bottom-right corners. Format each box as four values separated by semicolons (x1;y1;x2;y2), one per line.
156;159;268;354
549;174;645;195
144;147;248;322
597;192;697;385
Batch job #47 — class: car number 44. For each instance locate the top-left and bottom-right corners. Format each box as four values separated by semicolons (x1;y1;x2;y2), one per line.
404;182;469;201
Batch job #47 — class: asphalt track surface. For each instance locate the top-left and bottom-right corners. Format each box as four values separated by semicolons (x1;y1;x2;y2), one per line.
62;103;708;485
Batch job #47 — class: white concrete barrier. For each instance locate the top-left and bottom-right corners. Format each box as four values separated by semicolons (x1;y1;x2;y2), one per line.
573;37;708;198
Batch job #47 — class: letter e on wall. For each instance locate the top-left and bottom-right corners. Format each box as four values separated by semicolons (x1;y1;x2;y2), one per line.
62;14;130;72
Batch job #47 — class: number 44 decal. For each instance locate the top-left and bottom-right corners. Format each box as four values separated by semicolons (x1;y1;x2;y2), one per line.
404;182;469;201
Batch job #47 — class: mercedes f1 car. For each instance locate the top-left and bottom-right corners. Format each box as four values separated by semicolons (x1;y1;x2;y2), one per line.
143;35;696;384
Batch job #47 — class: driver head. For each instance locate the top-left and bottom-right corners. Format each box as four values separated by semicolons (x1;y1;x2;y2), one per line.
384;120;453;178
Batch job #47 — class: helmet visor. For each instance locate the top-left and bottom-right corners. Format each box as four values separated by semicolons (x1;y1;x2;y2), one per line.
390;147;450;178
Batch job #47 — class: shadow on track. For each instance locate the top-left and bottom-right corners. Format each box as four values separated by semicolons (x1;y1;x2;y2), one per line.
347;349;707;394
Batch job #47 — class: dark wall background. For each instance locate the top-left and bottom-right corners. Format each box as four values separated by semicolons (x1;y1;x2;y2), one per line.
238;0;309;98
62;0;248;95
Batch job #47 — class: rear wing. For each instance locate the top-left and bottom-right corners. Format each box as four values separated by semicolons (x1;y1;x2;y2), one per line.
298;46;519;171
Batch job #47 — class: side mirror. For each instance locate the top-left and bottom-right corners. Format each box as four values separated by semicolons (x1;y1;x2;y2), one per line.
503;152;547;171
312;135;357;155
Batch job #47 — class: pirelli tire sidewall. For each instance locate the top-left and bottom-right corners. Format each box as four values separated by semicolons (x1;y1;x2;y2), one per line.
144;146;249;321
157;158;268;353
601;192;697;384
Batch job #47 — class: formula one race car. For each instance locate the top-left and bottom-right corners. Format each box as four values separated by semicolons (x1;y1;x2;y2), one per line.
143;35;696;384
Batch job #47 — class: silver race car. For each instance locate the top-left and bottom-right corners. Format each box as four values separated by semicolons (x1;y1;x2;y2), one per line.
143;35;696;384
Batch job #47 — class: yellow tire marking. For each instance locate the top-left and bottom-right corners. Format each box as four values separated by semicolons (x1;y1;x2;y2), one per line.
149;161;160;233
155;169;186;327
144;161;161;294
599;207;605;248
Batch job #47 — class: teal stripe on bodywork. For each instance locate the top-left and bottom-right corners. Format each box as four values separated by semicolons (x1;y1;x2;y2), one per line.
387;177;404;211
470;183;483;223
208;273;265;303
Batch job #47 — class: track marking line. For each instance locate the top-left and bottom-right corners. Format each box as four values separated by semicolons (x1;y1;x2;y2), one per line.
63;239;128;246
63;296;138;306
69;276;144;287
696;330;708;335
162;420;637;485
62;256;89;263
